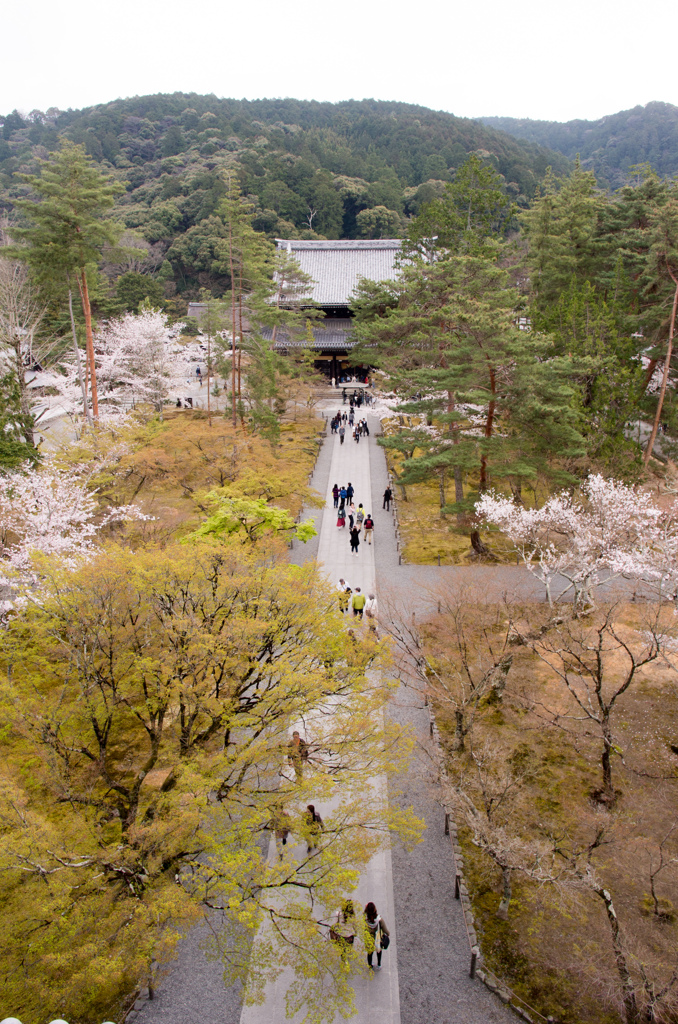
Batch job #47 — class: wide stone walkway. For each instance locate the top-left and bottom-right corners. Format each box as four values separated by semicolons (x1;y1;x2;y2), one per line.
135;404;515;1024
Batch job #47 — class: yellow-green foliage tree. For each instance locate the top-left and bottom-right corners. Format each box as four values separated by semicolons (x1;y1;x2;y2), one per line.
0;542;418;1023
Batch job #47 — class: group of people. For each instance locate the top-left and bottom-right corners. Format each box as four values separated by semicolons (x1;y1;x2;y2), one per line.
331;898;390;969
277;734;390;970
331;410;371;445
341;387;372;406
332;487;375;553
337;579;378;630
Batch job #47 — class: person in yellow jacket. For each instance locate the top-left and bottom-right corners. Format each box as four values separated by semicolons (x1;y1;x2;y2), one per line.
351;587;366;619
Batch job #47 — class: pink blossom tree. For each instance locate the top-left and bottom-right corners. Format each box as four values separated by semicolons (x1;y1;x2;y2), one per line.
476;475;678;611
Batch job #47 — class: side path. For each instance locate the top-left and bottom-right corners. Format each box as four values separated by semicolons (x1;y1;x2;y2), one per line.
365;420;514;1024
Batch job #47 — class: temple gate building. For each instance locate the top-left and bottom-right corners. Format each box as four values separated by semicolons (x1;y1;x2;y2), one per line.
269;238;402;380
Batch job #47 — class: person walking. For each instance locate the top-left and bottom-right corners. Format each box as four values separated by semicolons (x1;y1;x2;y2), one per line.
363;419;370;436
337;578;351;613
382;486;392;511
354;428;360;444
272;804;292;861
346;483;354;503
365;592;378;633
337;507;346;529
363;513;374;545
330;899;356;959
287;730;309;782
332;484;339;508
351;587;366;618
304;804;324;854
339;486;347;505
339;425;345;445
364;902;390;969
347;501;356;529
349;525;360;556
356;504;365;529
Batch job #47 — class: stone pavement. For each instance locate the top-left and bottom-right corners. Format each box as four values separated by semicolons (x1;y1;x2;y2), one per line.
242;416;401;1024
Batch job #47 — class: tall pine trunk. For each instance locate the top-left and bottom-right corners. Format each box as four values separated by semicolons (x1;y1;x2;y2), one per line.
77;269;98;420
644;271;678;467
68;287;91;425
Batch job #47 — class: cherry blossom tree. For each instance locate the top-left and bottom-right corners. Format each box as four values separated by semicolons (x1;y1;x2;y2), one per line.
56;311;189;419
476;475;678;611
0;457;148;599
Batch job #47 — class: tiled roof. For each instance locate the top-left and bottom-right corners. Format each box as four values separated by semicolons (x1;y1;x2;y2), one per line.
263;318;356;351
275;239;401;306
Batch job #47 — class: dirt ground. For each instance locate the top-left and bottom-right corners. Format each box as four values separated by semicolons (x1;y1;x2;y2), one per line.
423;599;678;1024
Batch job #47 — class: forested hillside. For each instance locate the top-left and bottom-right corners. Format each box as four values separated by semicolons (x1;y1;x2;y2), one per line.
0;95;569;299
480;101;678;188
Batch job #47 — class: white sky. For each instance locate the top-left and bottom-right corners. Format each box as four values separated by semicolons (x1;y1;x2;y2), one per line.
2;0;676;123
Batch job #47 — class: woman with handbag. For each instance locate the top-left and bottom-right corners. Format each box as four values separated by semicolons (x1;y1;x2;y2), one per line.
364;901;390;969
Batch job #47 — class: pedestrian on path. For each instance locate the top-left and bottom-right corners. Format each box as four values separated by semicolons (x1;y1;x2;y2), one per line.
349;526;360;556
337;508;346;528
346;482;354;503
356;505;365;527
330;900;356;959
272;804;292;861
304;804;324;854
332;484;339;508
352;587;366;618
363;513;374;544
365;592;378;634
354;428;360;444
337;578;351;613
347;502;356;529
383;486;392;511
339;426;345;444
340;486;347;504
288;731;309;782
364;902;390;969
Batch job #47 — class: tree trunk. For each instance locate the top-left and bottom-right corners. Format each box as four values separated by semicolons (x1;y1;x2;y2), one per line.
439;468;446;514
452;709;466;751
470;529;490;556
594;885;640;1024
228;212;237;430
644;272;678;467
601;717;615;801
12;331;34;447
68;288;91;425
497;865;511;919
77;269;98;420
206;332;212;427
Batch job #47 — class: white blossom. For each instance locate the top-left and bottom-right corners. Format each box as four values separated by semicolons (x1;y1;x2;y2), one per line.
476;475;678;609
0;458;150;600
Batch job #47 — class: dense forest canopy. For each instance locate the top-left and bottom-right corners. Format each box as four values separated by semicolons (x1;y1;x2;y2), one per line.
0;95;570;298
480;101;678;188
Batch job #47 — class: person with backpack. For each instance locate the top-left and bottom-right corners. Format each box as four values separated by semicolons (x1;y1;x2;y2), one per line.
364;902;390;969
351;587;366;617
356;505;365;528
363;514;374;545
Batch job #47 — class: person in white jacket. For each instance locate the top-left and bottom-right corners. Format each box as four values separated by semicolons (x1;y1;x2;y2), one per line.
364;593;378;633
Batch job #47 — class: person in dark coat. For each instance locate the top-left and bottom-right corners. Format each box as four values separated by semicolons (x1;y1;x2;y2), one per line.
383;486;392;511
350;525;360;555
332;484;339;508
